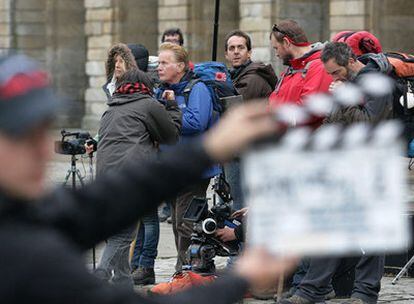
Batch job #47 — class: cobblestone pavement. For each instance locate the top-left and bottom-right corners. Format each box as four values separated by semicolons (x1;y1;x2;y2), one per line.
47;154;414;304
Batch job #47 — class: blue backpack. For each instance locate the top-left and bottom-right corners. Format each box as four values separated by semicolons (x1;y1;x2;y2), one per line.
183;61;242;114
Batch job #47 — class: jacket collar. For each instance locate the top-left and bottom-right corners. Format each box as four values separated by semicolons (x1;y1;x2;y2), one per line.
289;42;325;70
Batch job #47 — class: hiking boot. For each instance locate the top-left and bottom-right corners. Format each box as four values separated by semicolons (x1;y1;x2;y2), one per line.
277;294;325;304
341;298;369;304
325;289;336;300
132;267;155;285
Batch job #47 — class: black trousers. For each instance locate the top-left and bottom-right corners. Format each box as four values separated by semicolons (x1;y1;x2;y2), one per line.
171;179;210;271
296;255;384;303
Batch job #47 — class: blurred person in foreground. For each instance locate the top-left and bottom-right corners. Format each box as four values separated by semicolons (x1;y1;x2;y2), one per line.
0;53;296;303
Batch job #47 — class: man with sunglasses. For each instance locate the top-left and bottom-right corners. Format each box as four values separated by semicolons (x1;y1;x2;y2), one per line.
269;20;332;127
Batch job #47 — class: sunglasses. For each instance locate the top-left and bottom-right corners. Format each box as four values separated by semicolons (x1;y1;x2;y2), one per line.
272;24;291;38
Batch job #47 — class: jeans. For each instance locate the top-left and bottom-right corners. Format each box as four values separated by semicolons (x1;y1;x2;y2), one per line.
291;258;311;291
131;210;160;269
224;161;244;211
95;225;137;287
296;255;384;303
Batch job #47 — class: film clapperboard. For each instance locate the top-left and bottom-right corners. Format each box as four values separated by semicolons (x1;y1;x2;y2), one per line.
243;74;411;256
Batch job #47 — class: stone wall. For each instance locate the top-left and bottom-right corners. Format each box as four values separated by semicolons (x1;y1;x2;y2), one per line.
370;0;414;53
239;0;273;64
1;0;414;129
0;0;11;56
158;0;190;50
83;0;115;131
13;0;48;63
329;0;370;38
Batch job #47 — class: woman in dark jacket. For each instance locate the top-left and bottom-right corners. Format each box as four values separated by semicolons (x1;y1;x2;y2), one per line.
95;68;181;287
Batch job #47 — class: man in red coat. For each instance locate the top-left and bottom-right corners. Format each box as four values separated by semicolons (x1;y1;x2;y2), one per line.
269;20;332;127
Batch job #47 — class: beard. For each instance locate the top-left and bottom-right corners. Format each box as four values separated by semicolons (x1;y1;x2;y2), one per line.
345;67;357;81
282;53;294;66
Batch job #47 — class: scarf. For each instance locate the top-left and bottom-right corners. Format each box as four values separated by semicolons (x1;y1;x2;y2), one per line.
229;59;252;80
115;82;153;96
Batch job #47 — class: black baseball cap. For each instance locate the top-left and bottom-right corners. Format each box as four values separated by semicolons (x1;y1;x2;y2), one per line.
0;54;60;137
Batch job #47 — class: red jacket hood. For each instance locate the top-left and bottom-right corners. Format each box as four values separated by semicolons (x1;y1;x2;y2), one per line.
289;42;325;70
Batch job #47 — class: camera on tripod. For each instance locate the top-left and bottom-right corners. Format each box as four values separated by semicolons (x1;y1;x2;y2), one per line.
183;175;242;274
54;130;93;155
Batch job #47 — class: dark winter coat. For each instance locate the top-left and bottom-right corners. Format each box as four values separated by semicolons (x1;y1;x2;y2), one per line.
0;142;249;303
231;61;277;101
96;92;181;176
324;54;397;125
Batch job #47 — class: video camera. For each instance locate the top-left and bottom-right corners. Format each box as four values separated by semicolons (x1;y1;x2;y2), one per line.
54;130;94;155
183;175;242;274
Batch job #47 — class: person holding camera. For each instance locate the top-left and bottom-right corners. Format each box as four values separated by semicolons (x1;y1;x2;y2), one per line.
94;68;181;287
0;53;297;304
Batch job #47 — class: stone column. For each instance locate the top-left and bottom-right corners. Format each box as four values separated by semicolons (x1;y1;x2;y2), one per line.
12;0;48;63
82;0;116;131
239;0;273;64
0;0;12;56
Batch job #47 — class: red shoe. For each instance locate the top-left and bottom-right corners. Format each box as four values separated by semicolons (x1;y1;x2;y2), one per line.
150;271;216;295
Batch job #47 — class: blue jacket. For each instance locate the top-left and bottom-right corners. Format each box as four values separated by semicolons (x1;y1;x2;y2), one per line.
157;73;221;178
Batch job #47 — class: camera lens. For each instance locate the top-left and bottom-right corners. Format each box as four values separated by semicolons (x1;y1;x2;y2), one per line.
202;218;217;234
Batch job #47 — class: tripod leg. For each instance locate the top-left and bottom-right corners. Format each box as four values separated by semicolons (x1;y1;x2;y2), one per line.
391;255;414;284
76;170;85;187
92;246;96;270
62;170;72;187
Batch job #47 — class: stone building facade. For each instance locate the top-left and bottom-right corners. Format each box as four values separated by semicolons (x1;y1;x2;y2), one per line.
0;0;413;131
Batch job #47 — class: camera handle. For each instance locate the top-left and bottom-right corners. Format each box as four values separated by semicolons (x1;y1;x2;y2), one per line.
62;155;85;190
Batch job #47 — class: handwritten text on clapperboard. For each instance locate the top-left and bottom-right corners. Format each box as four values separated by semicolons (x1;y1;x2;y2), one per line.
243;143;410;255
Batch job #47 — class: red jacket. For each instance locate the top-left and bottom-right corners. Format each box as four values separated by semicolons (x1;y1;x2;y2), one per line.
269;43;332;108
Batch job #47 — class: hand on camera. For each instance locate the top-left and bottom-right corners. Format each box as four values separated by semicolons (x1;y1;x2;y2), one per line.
215;227;236;242
232;207;248;219
84;139;97;155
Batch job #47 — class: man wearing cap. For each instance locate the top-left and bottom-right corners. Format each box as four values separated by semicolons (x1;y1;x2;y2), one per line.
269;19;332;128
0;53;296;303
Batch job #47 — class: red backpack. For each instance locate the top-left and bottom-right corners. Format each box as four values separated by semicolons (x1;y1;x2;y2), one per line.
385;51;414;143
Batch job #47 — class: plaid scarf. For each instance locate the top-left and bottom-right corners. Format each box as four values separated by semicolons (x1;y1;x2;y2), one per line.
115;82;153;96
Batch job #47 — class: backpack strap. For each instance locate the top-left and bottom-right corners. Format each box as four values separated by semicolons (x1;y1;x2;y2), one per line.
183;78;201;106
274;60;315;94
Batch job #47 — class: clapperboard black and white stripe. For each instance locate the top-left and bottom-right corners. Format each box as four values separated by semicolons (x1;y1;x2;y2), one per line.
242;74;411;256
